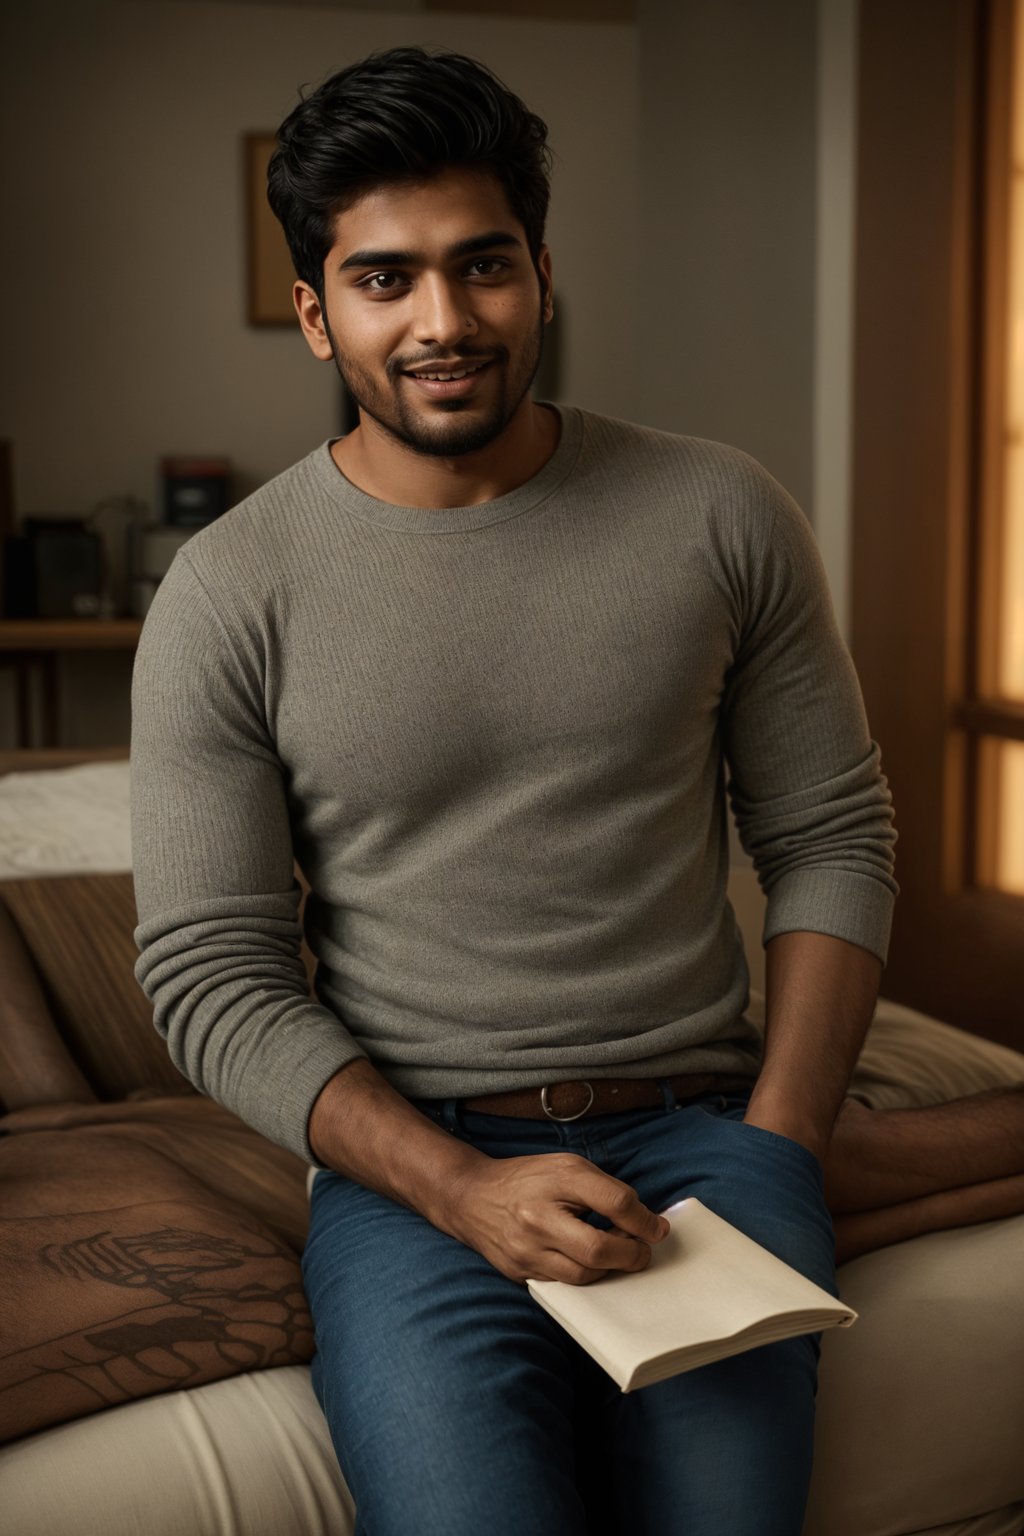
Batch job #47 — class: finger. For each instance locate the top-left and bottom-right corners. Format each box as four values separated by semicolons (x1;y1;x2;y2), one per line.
527;1249;612;1286
553;1215;653;1276
562;1167;671;1244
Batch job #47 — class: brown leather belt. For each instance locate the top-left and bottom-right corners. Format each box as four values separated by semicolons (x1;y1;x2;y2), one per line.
459;1072;757;1123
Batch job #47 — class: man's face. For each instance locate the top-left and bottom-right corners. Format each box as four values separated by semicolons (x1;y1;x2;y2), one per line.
296;166;554;458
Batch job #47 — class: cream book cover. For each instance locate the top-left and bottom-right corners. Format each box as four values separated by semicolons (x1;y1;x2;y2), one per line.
527;1197;857;1393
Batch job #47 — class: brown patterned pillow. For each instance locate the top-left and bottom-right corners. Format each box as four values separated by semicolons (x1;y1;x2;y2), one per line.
0;873;187;1102
0;866;317;1105
0;1096;314;1445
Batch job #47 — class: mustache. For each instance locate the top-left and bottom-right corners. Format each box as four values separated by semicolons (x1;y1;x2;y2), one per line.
387;345;508;380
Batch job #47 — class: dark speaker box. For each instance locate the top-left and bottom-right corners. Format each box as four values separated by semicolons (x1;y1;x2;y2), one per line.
161;457;230;527
2;535;35;617
4;521;103;618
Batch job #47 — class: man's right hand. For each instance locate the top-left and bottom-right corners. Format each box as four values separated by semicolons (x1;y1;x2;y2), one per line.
308;1059;670;1286
441;1151;671;1285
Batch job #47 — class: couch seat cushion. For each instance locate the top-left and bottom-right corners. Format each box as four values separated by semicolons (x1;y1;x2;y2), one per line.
0;1366;355;1536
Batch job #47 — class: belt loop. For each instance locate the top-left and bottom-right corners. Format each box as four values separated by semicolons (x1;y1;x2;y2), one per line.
657;1077;677;1111
439;1098;464;1134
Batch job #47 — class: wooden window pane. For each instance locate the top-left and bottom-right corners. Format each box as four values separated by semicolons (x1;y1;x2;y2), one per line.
978;735;1024;894
1003;3;1024;698
1000;443;1024;698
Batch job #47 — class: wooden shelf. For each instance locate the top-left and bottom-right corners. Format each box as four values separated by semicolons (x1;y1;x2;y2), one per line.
0;620;143;748
0;618;143;651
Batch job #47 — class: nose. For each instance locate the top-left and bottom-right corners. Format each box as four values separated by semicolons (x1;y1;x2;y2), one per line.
410;273;477;348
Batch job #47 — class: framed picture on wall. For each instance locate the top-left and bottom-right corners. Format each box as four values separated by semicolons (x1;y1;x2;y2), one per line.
245;133;296;326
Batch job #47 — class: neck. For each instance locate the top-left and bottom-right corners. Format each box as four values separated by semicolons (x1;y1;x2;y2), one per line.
331;398;560;509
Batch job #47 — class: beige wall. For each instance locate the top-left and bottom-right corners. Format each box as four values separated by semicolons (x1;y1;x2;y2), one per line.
0;0;638;514
634;0;857;868
0;0;638;747
812;0;858;639
634;0;818;516
0;0;859;750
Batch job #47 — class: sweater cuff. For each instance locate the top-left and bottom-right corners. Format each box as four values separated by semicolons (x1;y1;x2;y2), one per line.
273;1041;369;1167
762;866;896;966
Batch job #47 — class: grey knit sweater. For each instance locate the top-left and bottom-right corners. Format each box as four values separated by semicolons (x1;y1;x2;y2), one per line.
130;405;897;1166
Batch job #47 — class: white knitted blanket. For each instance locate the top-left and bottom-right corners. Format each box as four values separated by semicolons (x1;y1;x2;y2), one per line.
0;761;132;878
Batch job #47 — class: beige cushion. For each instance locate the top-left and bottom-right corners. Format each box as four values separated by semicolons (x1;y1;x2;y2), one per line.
1;1209;1022;1536
805;1215;1024;1535
845;996;1024;1109
743;988;1024;1111
0;1366;355;1536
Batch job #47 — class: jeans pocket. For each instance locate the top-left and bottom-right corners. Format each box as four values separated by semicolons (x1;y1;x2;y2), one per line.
692;1089;753;1118
410;1100;465;1139
734;1118;824;1175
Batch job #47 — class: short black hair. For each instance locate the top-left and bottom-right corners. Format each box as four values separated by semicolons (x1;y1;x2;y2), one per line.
267;46;553;304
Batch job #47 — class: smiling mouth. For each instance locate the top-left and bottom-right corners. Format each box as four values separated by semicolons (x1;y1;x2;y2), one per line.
403;360;493;382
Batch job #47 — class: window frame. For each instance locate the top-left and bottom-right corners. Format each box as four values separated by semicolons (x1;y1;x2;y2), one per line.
850;0;1023;1049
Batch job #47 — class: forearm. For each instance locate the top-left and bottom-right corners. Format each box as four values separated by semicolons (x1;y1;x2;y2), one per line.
832;1173;1024;1265
308;1057;488;1232
744;930;883;1162
309;1060;672;1288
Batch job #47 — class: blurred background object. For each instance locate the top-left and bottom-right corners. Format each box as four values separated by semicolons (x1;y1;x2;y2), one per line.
0;0;1020;1036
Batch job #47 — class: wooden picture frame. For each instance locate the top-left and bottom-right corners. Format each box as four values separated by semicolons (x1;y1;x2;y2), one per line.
245;133;297;326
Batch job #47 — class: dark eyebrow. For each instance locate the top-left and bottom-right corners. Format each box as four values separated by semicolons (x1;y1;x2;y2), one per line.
338;231;522;272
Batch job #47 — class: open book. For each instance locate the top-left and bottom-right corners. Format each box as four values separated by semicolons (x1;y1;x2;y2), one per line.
527;1197;857;1393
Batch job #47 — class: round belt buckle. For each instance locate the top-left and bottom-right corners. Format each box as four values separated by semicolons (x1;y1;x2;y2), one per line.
541;1081;595;1122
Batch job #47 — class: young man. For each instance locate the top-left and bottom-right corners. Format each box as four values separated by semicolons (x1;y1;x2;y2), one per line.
129;44;1019;1536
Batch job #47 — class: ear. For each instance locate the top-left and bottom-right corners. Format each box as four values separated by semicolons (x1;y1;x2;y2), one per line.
537;245;554;323
293;280;335;362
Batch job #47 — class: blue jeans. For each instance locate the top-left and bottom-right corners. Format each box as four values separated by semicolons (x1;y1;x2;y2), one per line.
301;1081;838;1536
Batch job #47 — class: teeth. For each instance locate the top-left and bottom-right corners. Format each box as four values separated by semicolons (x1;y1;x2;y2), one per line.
412;364;483;381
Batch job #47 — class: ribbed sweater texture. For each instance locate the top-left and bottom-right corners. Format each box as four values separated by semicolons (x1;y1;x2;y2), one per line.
130;405;897;1166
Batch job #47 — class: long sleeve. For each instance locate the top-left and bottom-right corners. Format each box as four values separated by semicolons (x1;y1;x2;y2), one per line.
130;550;367;1165
130;408;894;1133
720;465;898;963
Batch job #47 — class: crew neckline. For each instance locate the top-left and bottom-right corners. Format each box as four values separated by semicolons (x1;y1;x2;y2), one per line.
309;403;583;534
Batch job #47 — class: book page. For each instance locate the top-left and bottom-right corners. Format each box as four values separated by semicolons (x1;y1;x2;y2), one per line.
527;1198;856;1384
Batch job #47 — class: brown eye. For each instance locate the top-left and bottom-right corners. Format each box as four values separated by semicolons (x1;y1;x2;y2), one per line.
360;272;408;296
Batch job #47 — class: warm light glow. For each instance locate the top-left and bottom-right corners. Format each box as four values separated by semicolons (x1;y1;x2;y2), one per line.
989;738;1024;894
1004;1;1024;697
980;4;1024;900
1002;447;1024;698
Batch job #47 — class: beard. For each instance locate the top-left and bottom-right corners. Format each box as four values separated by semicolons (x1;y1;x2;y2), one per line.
324;308;546;459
